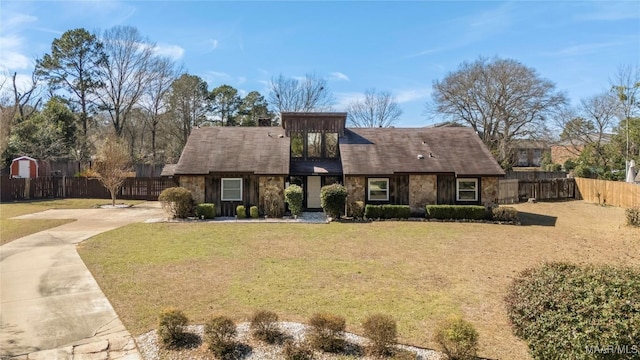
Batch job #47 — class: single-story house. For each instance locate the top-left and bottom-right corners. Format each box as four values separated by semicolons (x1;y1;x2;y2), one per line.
173;112;505;217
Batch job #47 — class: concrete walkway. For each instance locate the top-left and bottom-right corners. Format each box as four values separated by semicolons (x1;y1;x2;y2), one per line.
0;203;166;360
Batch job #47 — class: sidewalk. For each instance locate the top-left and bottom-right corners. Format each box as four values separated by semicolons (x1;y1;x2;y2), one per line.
0;203;166;360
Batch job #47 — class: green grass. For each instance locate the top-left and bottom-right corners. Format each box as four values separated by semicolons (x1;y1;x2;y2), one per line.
78;201;640;360
0;198;144;244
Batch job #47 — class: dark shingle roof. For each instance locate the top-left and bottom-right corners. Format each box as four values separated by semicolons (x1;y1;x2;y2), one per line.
175;127;290;175
160;164;177;177
339;127;505;176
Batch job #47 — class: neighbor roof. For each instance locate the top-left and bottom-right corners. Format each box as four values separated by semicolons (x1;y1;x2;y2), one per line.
175;127;290;175
339;127;505;176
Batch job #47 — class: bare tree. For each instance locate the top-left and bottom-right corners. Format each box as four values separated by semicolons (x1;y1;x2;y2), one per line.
346;88;402;128
267;73;334;117
610;64;640;169
578;93;619;168
429;57;567;166
97;25;154;136
94;136;132;206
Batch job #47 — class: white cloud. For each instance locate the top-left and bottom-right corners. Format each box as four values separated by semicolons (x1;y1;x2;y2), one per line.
334;91;364;110
0;34;31;71
395;88;431;103
544;41;625;57
1;13;37;31
153;44;185;60
237;76;247;85
329;72;350;81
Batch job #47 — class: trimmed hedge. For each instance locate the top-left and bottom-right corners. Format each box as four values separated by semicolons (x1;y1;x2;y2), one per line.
158;187;194;219
505;262;640;360
492;206;519;222
364;205;410;219
250;206;259;219
320;184;347;219
284;184;304;217
236;205;247;219
196;203;216;219
426;205;487;220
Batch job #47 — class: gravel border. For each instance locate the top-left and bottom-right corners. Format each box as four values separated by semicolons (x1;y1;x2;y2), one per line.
136;322;445;360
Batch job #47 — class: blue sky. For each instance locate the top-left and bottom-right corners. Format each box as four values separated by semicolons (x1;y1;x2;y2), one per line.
1;1;638;127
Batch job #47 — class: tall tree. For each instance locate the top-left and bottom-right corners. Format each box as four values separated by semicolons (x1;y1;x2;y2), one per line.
167;73;210;148
429;57;567;167
237;91;272;126
35;28;106;161
346;88;402;128
1;71;42;163
210;84;241;126
267;73;334;116
610;64;640;170
97;25;154;136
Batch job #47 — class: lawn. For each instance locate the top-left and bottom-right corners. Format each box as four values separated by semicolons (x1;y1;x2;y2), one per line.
77;201;640;360
0;198;144;245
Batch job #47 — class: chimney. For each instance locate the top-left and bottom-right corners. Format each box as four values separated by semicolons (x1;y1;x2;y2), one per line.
258;117;271;127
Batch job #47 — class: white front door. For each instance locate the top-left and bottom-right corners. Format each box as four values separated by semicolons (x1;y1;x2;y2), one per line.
18;160;30;178
307;176;322;208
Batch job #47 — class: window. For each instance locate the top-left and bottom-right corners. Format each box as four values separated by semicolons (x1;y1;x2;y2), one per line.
221;178;242;201
307;132;322;157
456;178;478;202
291;133;303;158
325;133;339;158
368;178;389;201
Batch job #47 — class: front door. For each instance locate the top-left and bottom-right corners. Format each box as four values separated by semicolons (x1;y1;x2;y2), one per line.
307;176;322;208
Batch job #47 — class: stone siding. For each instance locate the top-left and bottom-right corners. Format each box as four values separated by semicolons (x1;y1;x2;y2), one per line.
409;175;437;215
179;175;205;203
345;176;365;217
259;176;285;217
481;177;499;207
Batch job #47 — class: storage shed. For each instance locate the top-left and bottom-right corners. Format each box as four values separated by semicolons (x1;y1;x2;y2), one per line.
10;156;39;178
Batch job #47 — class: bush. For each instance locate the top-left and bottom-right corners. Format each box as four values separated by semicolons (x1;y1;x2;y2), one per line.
158;187;194;218
544;163;562;171
362;314;397;357
563;159;576;172
574;164;595;178
250;206;259;219
282;339;315;360
505;262;640;360
492;206;519;222
433;316;479;360
285;184;304;217
204;315;237;358
236;205;246;219
364;205;410;219
347;200;365;218
425;205;487;220
263;185;284;218
250;310;281;344
196;203;216;219
320;184;347;219
308;313;346;353
626;207;640;227
157;307;188;348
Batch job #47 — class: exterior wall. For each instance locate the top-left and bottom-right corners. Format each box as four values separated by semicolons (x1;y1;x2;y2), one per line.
409;174;437;215
551;145;583;165
259;176;285;217
179;175;205;203
345;176;365;217
481;177;499;207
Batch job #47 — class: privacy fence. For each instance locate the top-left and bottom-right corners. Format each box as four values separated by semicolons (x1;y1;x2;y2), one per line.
574;177;640;208
0;176;178;202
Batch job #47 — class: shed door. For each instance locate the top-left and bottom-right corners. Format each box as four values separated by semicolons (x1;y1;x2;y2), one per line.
307;176;322;208
18;160;31;178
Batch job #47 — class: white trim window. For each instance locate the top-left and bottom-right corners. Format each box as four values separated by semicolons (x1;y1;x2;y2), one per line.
456;178;478;202
221;178;242;201
368;178;389;201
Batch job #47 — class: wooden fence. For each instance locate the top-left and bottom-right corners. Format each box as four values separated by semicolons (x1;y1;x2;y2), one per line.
499;178;576;203
498;179;519;204
574;177;640;208
0;176;177;202
504;170;568;181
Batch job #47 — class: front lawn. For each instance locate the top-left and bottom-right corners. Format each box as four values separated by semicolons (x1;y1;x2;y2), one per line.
0;198;144;244
78;201;640;360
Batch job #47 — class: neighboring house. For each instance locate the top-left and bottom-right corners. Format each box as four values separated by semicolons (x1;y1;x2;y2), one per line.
174;112;505;217
550;134;613;165
512;140;549;168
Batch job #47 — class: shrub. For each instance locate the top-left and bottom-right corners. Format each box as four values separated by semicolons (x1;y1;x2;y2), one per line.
505;262;640;360
282;339;315;360
250;310;281;344
308;313;346;353
364;205;410;219
196;203;216;219
492;206;519;222
433;316;479;360
204;315;237;358
574;164;595;178
263;185;284;218
250;206;259;219
362;314;397;357
544;163;562;171
157;307;188;348
563;159;576;172
626;207;640;227
236;205;246;219
158;187;194;218
347;200;365;218
285;184;304;217
425;205;487;220
320;184;347;219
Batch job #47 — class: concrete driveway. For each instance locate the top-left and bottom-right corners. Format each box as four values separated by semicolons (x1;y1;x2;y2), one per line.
0;203;166;359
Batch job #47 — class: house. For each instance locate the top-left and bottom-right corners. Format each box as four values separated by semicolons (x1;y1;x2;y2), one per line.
551;134;613;166
173;112;505;217
10;156;39;178
512;140;549;168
